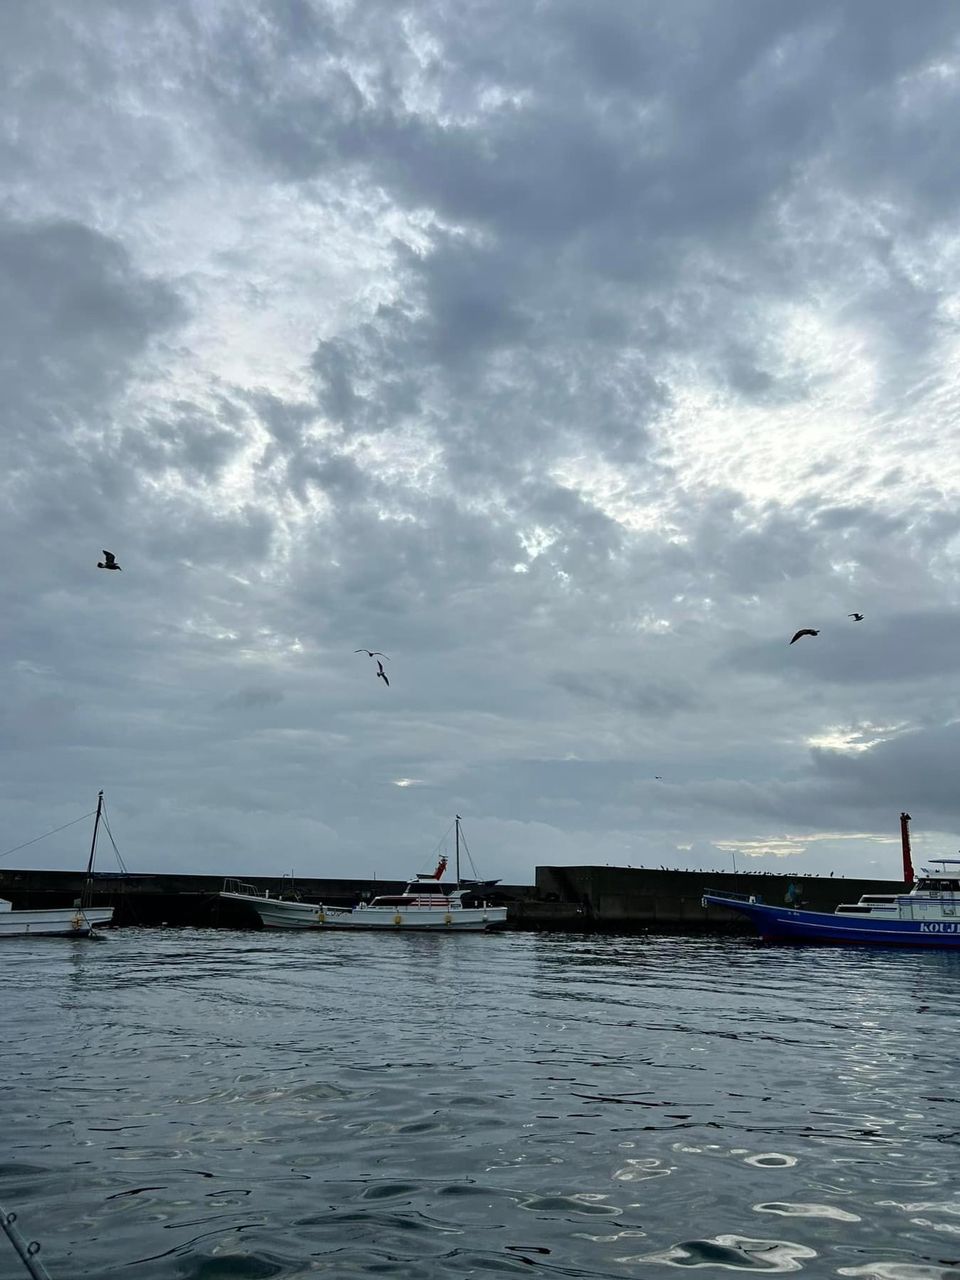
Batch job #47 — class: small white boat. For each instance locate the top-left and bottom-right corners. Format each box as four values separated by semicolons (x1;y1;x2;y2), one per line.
0;898;113;939
219;879;322;930
219;818;508;933
0;792;114;938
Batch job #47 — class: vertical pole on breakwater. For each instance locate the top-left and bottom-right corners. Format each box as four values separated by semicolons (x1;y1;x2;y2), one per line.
900;811;914;887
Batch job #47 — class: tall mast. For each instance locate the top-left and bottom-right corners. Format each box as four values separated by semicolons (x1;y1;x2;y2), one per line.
83;790;104;906
455;814;461;885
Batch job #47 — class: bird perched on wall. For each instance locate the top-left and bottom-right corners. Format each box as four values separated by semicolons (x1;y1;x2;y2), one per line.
97;550;122;571
376;660;389;687
789;628;819;644
848;613;864;622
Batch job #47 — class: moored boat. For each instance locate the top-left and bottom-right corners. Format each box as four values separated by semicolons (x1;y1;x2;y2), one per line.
703;858;960;948
218;817;508;932
0;897;113;939
317;816;507;931
316;863;506;932
0;791;114;938
218;879;322;930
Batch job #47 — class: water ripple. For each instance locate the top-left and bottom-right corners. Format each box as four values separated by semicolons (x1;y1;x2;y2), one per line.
2;930;959;1276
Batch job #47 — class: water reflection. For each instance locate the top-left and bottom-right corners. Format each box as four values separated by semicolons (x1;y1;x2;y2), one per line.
2;930;960;1277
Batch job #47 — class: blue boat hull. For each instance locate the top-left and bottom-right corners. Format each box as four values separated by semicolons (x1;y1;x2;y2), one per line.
702;894;960;948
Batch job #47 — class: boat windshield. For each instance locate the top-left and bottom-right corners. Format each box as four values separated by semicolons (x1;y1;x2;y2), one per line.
915;878;960;892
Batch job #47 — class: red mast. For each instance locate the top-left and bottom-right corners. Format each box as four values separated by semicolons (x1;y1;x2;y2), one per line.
900;811;914;887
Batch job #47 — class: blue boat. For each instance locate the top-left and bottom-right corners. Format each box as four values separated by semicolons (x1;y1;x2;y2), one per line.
703;860;960;948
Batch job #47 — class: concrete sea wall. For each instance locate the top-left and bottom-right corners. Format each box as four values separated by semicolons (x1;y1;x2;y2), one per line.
518;865;907;931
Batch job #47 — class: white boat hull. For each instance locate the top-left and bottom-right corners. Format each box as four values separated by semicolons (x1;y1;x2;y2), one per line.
219;891;323;929
218;891;507;932
316;905;508;931
0;904;114;938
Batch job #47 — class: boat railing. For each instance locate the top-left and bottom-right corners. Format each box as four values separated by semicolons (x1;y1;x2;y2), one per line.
222;878;268;898
702;888;764;906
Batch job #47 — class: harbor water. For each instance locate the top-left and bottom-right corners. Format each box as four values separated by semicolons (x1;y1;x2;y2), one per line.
2;928;960;1278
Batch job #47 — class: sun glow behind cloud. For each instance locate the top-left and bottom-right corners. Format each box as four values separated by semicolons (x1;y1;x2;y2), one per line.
716;831;900;860
807;722;911;753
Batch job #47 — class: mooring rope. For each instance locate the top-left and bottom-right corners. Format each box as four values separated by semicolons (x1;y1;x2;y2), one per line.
99;807;129;875
0;812;97;862
0;1205;54;1280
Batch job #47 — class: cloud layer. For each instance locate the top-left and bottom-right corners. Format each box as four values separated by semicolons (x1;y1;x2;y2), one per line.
2;1;960;883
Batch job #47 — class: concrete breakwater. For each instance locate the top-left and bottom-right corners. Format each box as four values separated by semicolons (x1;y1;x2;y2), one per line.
0;865;905;931
521;865;905;930
0;869;533;929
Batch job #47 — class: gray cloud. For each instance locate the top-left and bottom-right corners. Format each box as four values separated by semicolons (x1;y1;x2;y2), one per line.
1;1;959;884
219;685;285;711
0;217;183;426
553;671;705;718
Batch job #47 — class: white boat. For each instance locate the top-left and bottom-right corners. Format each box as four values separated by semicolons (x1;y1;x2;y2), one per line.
219;817;508;933
0;897;113;939
219;879;322;930
0;792;114;938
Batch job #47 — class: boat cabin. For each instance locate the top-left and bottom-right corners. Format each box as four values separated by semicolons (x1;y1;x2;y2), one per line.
368;876;462;908
913;875;960;892
835;860;960;919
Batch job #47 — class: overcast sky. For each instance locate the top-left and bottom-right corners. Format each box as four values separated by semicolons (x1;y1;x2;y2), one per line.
3;1;960;885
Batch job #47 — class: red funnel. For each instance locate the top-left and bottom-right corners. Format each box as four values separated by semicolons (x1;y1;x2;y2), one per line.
900;812;914;887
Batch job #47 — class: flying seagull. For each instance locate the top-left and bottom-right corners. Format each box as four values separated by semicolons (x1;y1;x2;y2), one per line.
97;550;122;571
355;649;389;659
789;628;819;644
376;660;390;687
848;613;864;622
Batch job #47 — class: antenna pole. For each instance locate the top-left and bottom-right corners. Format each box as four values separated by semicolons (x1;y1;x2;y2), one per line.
83;791;104;907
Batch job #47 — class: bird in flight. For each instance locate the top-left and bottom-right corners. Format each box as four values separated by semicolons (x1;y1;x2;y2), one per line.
789;628;819;644
97;550;122;571
848;613;864;622
376;660;390;687
355;649;389;659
